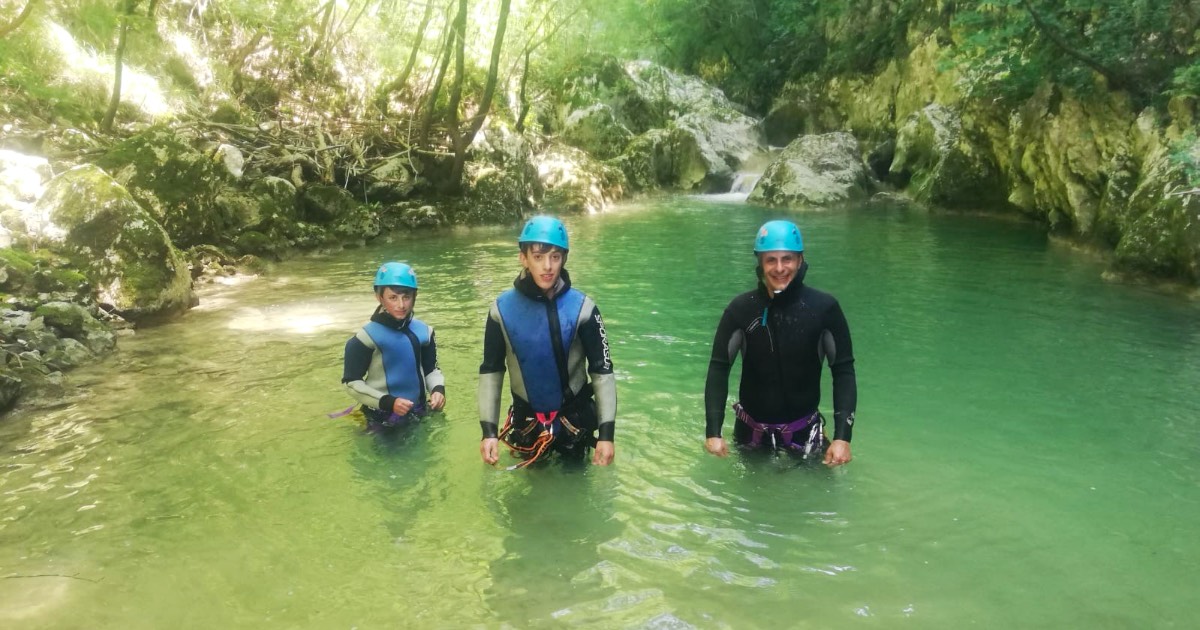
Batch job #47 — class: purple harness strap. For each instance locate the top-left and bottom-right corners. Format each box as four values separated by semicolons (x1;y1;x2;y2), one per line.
733;403;821;451
326;403;427;427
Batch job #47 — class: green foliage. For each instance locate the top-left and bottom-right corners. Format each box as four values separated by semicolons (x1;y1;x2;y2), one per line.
1170;62;1200;98
62;0;121;50
585;0;930;112
0;22;106;122
950;0;1196;105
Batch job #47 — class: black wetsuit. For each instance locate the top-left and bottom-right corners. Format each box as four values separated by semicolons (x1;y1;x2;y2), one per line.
704;262;857;447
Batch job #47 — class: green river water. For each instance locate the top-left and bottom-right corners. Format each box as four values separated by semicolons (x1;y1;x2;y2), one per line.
2;196;1199;629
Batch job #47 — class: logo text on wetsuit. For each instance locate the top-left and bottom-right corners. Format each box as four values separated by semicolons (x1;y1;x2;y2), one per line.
594;311;612;370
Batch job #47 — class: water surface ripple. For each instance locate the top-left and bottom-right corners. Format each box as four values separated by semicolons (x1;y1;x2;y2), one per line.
2;199;1199;628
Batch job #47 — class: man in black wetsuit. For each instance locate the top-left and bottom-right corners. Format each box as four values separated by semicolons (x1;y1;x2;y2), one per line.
703;220;857;466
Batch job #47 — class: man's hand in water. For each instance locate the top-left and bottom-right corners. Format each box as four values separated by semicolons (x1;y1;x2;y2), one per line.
480;438;499;465
824;439;852;467
592;440;614;465
705;437;728;457
428;391;445;410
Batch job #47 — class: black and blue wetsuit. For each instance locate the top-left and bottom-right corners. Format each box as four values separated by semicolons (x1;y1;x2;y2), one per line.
704;262;857;449
478;268;616;455
342;309;445;426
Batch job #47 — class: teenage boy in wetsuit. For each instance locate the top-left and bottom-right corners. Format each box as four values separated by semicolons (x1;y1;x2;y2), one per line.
478;216;616;468
703;220;857;466
342;262;446;430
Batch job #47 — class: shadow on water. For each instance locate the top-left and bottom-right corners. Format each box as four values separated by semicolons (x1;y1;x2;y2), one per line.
480;463;623;627
344;410;451;541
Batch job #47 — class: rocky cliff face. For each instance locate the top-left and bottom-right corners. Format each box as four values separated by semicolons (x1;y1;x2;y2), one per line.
765;30;1200;283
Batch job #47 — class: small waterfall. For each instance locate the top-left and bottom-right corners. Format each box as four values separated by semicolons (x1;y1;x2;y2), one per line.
698;172;763;202
729;172;761;194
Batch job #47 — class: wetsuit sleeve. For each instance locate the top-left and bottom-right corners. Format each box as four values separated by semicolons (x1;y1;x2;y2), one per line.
424;328;445;396
704;305;742;438
579;303;616;441
822;300;857;442
342;334;394;412
478;304;506;439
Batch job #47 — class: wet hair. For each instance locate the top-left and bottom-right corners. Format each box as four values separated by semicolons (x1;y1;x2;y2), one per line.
520;242;568;263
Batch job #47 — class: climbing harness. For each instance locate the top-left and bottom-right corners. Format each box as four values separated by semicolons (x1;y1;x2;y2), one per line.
498;406;582;470
733;402;825;455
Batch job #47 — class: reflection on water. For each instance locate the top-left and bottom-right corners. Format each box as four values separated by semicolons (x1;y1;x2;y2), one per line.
2;200;1200;627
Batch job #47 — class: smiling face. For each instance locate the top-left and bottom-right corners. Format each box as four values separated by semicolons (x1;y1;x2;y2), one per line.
519;244;565;295
759;250;803;294
375;286;415;319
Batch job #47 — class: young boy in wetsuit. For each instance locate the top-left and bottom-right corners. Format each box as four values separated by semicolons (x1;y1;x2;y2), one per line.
342;262;446;431
477;216;616;467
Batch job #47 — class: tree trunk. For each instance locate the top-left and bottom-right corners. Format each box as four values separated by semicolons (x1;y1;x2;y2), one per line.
515;48;531;133
448;0;510;191
0;0;40;39
376;0;436;114
102;0;138;133
305;1;336;61
417;2;457;146
441;0;469;193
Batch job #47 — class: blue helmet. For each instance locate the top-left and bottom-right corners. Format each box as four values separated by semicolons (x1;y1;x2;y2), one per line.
753;220;804;253
518;215;569;251
373;262;418;290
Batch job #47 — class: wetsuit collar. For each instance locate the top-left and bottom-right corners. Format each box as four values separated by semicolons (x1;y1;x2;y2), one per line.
370;308;413;329
515;267;572;301
756;260;808;303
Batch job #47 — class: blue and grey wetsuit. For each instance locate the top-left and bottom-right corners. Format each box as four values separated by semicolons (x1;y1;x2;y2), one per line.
478;268;616;451
704;262;857;449
342;309;445;425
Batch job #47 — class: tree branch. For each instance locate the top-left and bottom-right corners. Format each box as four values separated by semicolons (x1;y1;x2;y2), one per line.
0;0;40;39
1018;0;1134;93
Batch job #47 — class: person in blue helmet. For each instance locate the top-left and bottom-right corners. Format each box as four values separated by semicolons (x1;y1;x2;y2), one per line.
703;220;857;466
342;262;446;431
478;216;616;468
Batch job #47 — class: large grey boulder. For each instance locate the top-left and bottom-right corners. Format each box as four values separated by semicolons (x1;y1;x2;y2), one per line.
749;133;871;207
559;58;764;191
536;144;624;214
561;104;634;160
34;165;193;322
363;156;415;202
889;104;1006;209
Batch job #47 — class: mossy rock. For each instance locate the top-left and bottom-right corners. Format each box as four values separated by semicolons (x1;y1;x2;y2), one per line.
1115;147;1200;281
92;125;235;247
35;165;193;322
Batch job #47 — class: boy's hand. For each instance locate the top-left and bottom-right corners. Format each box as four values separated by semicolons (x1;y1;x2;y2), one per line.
428;391;445;410
480;438;499;465
391;397;415;416
592;441;614;466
